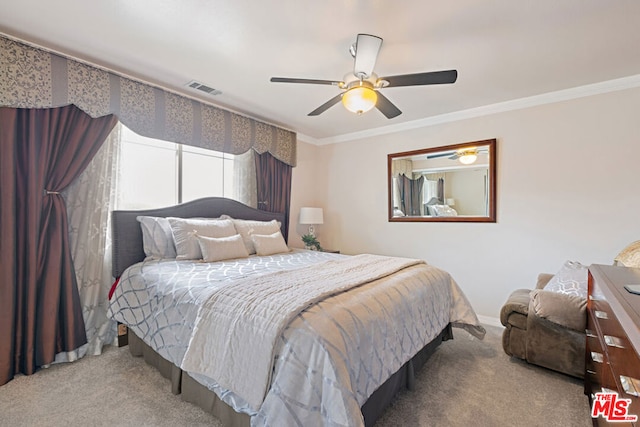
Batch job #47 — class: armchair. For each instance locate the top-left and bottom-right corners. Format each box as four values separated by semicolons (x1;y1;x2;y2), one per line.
500;267;587;378
500;241;640;378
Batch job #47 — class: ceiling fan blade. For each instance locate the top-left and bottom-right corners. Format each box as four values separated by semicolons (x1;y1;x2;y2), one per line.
375;91;402;119
427;152;455;159
353;34;383;79
380;70;458;87
308;93;343;116
270;77;342;86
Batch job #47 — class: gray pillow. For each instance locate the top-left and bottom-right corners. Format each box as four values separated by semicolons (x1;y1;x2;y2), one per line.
543;260;588;299
136;216;176;259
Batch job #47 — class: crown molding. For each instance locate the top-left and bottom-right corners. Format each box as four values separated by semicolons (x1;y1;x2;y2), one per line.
300;74;640;146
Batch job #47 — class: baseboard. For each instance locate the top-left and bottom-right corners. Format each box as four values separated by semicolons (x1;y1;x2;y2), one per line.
477;314;503;328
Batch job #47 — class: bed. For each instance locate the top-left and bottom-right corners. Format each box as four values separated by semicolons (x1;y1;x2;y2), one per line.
107;197;485;427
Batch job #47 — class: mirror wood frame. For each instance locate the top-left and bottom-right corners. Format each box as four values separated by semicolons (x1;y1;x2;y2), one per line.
387;138;497;223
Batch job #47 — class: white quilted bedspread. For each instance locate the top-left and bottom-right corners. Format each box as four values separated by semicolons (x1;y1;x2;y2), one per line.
181;254;424;411
107;249;485;426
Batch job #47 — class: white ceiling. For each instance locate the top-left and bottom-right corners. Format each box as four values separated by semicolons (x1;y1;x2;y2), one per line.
2;0;640;143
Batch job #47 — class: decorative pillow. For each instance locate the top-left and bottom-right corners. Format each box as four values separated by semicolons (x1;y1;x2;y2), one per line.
136;216;176;259
251;231;290;256
392;208;405;217
195;234;249;262
225;218;282;255
543;260;588;299
431;205;458;217
168;218;237;260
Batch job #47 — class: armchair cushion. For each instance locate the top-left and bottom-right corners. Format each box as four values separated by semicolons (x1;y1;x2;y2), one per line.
500;289;530;328
530;289;587;332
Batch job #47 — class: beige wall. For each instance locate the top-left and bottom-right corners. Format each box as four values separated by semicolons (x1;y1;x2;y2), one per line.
289;140;327;248
293;86;640;321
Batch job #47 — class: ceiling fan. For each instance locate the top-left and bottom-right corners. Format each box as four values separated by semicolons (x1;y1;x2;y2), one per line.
270;34;457;119
428;147;488;164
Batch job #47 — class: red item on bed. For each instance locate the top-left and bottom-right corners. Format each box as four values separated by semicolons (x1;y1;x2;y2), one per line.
108;277;120;300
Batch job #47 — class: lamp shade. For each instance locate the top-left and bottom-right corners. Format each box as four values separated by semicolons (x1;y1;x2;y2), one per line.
458;152;477;164
342;86;377;114
299;207;324;225
458;148;478;165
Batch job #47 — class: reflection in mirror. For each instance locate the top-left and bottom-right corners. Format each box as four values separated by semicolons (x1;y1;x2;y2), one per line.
387;139;496;222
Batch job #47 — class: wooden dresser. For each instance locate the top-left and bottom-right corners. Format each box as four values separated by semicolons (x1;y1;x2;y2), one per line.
586;264;640;426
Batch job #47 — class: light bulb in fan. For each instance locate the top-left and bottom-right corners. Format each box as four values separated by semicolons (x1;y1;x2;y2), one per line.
342;83;377;114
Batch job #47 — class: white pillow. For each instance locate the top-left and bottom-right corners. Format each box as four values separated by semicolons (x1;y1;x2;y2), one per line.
136;216;176;259
543;260;588;299
251;231;290;256
196;234;249;262
226;218;282;255
168;217;237;260
431;205;458;217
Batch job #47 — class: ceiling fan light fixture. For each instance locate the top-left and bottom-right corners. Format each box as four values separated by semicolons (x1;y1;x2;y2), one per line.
458;151;478;165
342;85;377;114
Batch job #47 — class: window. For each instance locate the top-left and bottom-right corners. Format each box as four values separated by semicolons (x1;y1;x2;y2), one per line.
118;126;237;209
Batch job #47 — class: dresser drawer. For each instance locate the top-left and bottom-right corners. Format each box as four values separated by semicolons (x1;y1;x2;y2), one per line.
609;344;640;388
586;315;617;394
590;313;640;384
591;302;627;343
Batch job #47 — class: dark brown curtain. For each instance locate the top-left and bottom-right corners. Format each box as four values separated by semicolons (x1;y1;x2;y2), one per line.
397;174;425;216
0;105;117;386
254;150;292;241
437;178;444;203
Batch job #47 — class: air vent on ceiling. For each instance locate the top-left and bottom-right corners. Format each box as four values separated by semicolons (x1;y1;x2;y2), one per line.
186;80;222;96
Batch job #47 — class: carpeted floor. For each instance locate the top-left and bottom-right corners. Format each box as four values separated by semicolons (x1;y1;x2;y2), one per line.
0;325;592;426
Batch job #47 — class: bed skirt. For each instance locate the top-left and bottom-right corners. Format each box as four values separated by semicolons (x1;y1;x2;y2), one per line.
127;324;453;426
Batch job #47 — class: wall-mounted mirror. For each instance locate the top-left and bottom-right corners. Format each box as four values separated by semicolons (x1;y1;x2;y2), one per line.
388;138;496;222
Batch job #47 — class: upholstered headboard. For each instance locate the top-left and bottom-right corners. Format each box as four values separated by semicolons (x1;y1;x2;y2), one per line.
111;197;286;278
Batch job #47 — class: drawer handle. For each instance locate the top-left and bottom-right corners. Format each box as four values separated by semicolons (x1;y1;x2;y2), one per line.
602;387;617;394
586;329;597;338
591;352;604;363
586;369;597;375
595;310;608;320
620;375;640;397
604;335;625;349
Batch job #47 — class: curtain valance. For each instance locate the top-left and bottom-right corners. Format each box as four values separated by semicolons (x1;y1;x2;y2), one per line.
0;36;296;166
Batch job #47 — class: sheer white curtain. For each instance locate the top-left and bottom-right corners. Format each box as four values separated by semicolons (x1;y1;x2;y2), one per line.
232;149;257;208
423;179;439;202
58;124;256;364
58;123;122;362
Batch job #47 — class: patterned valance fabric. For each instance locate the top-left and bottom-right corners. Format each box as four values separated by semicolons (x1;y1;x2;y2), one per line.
0;36;296;166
